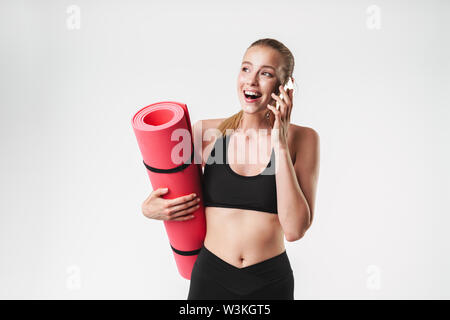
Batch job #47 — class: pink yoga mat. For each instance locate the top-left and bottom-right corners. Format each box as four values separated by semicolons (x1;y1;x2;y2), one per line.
132;101;206;280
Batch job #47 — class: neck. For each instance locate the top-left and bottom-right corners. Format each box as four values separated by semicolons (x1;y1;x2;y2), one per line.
238;110;273;135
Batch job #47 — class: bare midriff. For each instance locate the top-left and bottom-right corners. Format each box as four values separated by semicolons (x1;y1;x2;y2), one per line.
200;129;287;269
203;206;285;269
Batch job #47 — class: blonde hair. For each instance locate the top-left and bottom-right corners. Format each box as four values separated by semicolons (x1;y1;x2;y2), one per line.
217;38;295;137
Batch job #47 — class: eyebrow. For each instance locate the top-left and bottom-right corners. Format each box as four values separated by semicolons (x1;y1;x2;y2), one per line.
242;61;276;71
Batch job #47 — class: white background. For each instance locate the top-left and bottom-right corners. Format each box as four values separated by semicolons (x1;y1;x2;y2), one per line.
0;0;449;299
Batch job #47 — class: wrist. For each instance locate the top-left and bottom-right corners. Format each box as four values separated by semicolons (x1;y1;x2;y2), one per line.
274;143;289;155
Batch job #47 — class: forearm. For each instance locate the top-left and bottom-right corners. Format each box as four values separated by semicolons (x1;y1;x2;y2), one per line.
274;147;311;241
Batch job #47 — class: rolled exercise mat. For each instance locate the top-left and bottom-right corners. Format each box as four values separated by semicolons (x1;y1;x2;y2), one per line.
132;101;206;280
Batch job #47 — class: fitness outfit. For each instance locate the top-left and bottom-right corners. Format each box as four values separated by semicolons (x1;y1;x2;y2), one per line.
188;134;294;300
187;245;294;300
202;133;278;214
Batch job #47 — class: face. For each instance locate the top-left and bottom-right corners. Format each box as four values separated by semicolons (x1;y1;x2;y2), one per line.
237;45;283;114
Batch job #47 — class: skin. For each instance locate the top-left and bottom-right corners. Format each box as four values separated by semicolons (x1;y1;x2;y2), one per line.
194;45;320;268
142;45;320;269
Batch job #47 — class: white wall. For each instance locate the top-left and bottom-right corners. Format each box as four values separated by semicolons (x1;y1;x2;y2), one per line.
0;0;449;299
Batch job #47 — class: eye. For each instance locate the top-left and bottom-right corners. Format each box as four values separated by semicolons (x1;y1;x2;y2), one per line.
262;72;273;77
242;67;249;72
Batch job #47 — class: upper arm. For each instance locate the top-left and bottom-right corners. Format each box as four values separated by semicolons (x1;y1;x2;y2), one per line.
293;127;320;227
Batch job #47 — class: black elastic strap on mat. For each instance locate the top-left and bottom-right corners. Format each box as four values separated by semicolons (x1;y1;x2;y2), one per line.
143;149;194;174
170;245;201;256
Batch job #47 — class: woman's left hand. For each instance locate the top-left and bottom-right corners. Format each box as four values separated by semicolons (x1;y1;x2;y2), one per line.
267;82;294;150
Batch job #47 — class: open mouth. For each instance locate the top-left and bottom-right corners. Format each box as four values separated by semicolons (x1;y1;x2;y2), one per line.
243;90;262;102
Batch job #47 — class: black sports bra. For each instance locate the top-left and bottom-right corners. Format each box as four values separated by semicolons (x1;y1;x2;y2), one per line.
201;134;278;214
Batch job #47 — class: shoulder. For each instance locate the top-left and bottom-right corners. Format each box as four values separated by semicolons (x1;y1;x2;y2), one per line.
291;124;319;143
193;118;225;130
193;118;226;140
288;124;320;164
192;118;226;168
195;118;226;129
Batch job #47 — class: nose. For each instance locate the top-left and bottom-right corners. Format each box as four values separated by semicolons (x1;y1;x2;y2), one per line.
245;72;259;87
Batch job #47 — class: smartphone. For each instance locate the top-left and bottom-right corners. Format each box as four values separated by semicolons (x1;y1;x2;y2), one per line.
276;77;295;111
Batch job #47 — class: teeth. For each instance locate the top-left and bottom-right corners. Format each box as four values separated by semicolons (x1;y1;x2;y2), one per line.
244;90;261;96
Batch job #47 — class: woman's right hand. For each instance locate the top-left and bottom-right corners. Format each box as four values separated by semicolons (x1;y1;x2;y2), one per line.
141;188;201;221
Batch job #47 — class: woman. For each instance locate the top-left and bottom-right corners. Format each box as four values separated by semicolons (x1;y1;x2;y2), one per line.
141;38;320;300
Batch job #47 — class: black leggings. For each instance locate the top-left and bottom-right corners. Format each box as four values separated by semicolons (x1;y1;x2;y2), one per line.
187;245;294;300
